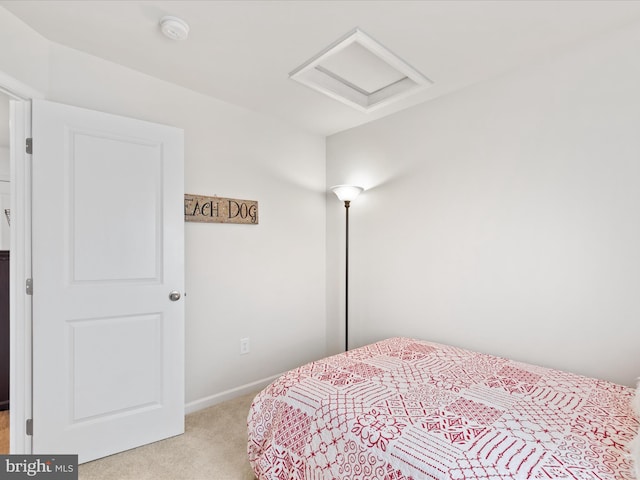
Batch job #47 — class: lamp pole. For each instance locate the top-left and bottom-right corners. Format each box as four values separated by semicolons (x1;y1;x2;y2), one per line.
344;199;350;352
330;185;363;352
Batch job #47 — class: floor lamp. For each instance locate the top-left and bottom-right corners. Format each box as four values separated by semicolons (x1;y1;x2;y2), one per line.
331;185;363;351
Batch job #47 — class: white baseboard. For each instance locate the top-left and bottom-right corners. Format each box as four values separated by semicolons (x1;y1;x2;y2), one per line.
184;373;282;415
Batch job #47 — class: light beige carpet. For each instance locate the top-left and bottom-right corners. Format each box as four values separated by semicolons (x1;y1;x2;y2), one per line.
79;391;258;480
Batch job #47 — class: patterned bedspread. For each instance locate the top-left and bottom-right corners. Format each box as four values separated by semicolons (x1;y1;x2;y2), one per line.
247;337;639;479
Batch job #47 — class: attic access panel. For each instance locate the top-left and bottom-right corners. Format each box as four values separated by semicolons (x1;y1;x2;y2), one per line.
290;28;433;113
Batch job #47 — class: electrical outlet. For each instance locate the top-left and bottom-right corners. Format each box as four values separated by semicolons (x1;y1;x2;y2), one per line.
240;337;250;355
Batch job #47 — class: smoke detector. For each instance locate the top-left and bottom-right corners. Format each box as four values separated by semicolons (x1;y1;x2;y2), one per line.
160;16;190;41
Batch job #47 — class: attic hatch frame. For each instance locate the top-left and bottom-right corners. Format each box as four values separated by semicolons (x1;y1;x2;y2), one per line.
289;28;433;113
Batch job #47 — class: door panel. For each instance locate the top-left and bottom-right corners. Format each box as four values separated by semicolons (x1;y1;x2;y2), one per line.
71;131;162;282
70;313;162;421
31;99;184;463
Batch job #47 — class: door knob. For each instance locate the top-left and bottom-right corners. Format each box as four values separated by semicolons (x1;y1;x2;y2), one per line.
169;290;181;301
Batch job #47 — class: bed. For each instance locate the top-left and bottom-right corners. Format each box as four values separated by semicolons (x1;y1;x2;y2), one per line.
247;337;639;479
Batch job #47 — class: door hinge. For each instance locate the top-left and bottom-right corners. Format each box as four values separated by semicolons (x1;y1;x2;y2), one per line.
26;137;32;154
26;278;33;295
26;419;33;436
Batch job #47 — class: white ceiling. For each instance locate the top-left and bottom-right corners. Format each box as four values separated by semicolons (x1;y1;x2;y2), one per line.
2;1;640;136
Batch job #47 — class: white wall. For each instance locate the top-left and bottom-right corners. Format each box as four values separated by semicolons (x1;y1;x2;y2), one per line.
327;22;640;387
1;8;327;408
46;45;328;407
0;147;8;177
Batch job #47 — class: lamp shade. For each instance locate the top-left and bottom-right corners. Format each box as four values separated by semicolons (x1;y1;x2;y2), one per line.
331;185;363;202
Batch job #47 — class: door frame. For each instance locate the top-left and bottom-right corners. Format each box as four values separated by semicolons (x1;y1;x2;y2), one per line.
0;70;44;454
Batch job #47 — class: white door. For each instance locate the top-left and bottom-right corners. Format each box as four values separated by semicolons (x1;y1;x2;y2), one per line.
31;99;184;463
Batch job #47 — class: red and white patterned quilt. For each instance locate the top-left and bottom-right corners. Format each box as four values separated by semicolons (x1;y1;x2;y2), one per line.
247;337;639;479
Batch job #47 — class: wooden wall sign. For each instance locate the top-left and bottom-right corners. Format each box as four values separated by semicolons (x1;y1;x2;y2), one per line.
184;194;258;224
